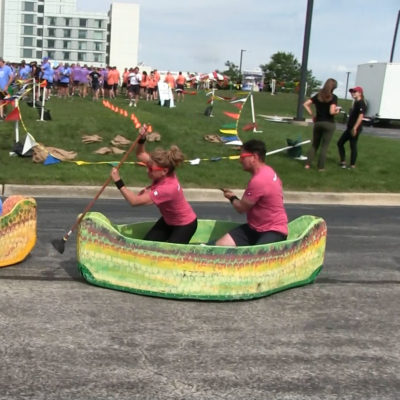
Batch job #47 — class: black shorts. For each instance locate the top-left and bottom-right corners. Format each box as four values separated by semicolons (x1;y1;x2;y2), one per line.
176;84;184;92
128;84;140;95
144;217;197;244
229;224;287;246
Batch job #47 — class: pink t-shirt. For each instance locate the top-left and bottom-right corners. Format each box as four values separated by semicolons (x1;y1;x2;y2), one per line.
148;174;196;226
243;165;288;235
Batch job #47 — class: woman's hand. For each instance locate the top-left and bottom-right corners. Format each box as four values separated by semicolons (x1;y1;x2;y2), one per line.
138;123;148;138
111;167;121;182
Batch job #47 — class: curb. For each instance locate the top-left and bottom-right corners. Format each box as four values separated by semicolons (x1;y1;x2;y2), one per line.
2;184;400;206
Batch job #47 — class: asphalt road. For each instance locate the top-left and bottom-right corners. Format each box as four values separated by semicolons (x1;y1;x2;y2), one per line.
1;199;399;400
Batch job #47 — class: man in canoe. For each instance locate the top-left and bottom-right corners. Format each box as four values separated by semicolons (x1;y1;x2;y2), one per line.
216;139;288;246
110;127;198;244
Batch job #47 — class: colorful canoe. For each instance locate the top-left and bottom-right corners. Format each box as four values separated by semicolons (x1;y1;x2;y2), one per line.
77;213;327;301
0;196;37;267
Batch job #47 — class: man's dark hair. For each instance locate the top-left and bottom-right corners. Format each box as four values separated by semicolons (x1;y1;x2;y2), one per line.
242;139;266;162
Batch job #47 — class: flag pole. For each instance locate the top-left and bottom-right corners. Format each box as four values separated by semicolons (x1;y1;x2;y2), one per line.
250;92;263;133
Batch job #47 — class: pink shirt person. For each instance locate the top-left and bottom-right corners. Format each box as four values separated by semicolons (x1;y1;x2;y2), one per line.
244;165;287;235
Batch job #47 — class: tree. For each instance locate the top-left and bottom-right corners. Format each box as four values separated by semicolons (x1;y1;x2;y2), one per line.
222;61;240;84
260;51;320;95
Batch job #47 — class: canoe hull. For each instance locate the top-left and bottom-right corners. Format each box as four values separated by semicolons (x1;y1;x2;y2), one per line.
0;197;37;267
77;213;327;301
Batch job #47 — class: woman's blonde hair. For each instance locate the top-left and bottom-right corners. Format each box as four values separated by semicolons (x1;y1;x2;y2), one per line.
150;145;185;173
317;78;337;102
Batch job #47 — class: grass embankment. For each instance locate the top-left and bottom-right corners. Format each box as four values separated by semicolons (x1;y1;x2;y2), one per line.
0;91;399;192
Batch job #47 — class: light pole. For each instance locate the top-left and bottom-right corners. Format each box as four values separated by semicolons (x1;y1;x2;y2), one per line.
295;0;314;121
344;71;351;99
239;49;246;76
390;10;400;62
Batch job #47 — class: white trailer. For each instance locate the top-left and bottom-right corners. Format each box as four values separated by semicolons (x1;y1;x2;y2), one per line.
355;62;400;122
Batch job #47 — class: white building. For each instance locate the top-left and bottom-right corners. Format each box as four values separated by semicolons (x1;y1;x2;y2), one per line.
0;0;139;71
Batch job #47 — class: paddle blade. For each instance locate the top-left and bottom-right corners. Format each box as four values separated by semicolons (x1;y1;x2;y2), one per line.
51;238;66;254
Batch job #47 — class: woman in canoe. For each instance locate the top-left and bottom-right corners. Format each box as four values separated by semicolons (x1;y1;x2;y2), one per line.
110;127;197;244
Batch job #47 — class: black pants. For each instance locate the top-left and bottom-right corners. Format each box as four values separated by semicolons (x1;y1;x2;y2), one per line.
229;224;287;246
144;217;198;244
337;128;361;166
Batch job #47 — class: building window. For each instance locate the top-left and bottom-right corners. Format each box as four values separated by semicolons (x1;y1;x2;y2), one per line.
24;14;34;24
94;54;101;63
47;40;55;49
65;18;71;26
37;39;42;48
48;17;56;26
64;52;70;60
47;51;55;59
78;30;87;39
23;49;33;58
38;17;43;25
38;5;44;13
37;28;43;36
64;29;71;38
36;50;42;59
23;25;34;35
96;19;103;28
48;28;55;37
94;42;102;51
63;41;71;49
24;2;35;12
93;31;103;40
23;37;34;46
79;19;87;27
78;53;86;62
78;42;87;50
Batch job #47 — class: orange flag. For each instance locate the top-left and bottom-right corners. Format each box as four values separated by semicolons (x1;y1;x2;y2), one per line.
223;111;240;120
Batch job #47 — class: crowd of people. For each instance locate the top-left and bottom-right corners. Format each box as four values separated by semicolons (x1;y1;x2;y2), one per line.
0;57;199;109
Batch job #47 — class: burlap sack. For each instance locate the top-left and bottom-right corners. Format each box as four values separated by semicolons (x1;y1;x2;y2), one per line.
32;144;49;163
111;135;131;146
82;134;103;143
147;132;161;142
46;147;77;161
94;147;112;154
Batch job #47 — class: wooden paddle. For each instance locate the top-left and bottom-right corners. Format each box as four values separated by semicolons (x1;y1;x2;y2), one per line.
51;124;148;254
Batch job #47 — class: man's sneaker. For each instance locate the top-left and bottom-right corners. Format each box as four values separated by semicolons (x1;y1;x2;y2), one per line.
340;162;347;169
129;101;133;107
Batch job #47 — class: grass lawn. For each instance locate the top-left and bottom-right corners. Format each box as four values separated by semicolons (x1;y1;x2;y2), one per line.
1;90;399;192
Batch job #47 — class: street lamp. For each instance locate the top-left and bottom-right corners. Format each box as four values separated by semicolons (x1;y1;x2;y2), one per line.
295;0;314;121
239;49;246;75
344;71;351;99
390;10;400;62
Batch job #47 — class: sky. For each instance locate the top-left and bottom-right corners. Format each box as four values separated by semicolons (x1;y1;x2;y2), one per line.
77;0;400;97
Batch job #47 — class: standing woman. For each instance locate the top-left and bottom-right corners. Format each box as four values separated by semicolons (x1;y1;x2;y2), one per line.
110;127;197;244
303;78;340;171
337;86;366;169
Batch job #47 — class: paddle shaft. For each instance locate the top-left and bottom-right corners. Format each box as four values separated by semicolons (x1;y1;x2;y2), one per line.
62;133;143;241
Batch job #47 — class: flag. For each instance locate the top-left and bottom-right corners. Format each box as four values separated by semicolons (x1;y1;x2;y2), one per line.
242;122;257;131
4;107;20;121
44;154;61;165
223;111;240;120
22;133;37;155
219;129;238;135
221;123;237;129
